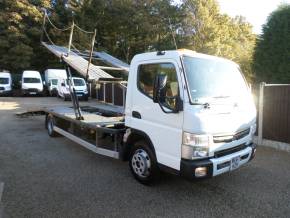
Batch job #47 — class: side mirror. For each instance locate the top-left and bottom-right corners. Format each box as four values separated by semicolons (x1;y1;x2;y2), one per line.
153;74;167;103
153;74;183;113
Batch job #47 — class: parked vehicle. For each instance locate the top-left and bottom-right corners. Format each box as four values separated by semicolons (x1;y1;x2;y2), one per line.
44;69;67;96
42;49;257;184
21;71;43;96
0;71;12;96
57;77;88;101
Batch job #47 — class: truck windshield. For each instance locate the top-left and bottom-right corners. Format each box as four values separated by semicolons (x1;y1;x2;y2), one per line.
0;78;9;84
73;79;85;86
51;79;58;85
182;56;248;103
23;78;41;83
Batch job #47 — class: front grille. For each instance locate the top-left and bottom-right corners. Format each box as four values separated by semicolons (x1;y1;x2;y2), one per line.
27;88;38;92
213;128;250;143
214;143;247;158
0;87;4;90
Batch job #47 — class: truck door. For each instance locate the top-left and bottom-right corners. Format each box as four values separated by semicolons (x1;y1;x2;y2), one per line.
129;60;184;170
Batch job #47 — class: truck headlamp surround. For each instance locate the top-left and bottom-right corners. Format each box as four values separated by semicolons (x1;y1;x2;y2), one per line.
182;132;213;160
250;124;257;136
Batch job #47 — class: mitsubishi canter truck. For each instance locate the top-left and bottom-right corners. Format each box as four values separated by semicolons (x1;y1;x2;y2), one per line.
36;49;256;185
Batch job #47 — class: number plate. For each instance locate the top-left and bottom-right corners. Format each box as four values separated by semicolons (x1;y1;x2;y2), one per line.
231;156;240;170
30;92;36;95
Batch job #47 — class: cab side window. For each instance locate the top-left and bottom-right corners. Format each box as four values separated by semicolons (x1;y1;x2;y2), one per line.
137;63;179;107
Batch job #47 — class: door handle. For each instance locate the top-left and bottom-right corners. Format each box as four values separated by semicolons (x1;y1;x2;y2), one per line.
132;111;141;119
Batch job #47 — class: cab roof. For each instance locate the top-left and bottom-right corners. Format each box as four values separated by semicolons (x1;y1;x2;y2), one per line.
131;49;236;65
0;72;11;78
22;71;41;78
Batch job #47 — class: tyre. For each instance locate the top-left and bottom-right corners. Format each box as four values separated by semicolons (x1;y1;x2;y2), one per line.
129;140;159;185
46;114;59;137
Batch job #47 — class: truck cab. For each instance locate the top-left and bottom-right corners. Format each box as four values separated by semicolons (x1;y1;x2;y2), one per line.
0;72;12;96
44;69;67;96
124;49;256;182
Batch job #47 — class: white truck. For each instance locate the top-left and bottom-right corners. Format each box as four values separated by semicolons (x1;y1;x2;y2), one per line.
0;71;12;96
40;49;257;185
44;69;67;96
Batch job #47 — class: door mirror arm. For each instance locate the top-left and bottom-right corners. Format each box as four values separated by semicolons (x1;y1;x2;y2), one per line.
158;96;183;114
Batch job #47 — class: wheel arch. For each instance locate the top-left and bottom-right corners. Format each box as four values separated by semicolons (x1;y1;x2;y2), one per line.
122;128;156;161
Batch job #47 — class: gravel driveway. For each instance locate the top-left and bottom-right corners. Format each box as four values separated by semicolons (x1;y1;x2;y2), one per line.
0;97;289;218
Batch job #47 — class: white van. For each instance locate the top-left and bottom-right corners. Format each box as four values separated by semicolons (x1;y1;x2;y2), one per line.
44;69;67;96
57;77;88;101
0;71;12;96
21;71;43;96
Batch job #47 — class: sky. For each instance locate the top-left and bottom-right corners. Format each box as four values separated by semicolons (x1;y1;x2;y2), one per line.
218;0;290;34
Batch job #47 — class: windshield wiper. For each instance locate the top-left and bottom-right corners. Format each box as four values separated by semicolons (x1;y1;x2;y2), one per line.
191;101;211;109
213;95;230;99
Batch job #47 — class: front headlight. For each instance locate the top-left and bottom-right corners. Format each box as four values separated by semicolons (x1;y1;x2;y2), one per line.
250;124;257;136
181;132;212;160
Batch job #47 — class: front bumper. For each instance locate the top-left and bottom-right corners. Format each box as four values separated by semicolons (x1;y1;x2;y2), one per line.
65;92;88;100
0;89;12;95
180;143;257;179
22;89;42;95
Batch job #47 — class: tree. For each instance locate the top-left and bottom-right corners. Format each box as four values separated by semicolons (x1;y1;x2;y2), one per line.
0;0;53;73
67;0;183;63
180;0;256;81
253;4;290;83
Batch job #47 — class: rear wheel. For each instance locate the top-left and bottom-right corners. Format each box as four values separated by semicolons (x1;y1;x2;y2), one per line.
129;140;159;185
46;114;59;137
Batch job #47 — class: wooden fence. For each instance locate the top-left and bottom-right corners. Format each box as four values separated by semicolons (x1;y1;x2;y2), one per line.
91;80;127;107
257;83;290;149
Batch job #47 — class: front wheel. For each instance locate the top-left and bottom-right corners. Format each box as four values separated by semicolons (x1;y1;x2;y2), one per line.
129;141;159;185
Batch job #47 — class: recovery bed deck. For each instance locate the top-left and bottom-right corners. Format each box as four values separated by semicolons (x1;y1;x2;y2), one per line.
19;103;127;159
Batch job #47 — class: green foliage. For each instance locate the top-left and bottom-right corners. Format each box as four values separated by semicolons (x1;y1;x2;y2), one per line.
253;4;290;83
181;0;256;81
0;0;256;82
68;0;183;62
0;0;55;73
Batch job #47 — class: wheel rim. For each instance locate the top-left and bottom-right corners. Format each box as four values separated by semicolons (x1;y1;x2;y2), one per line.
131;149;151;178
47;118;53;134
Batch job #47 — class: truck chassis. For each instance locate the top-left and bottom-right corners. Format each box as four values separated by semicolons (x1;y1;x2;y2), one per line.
44;104;126;160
